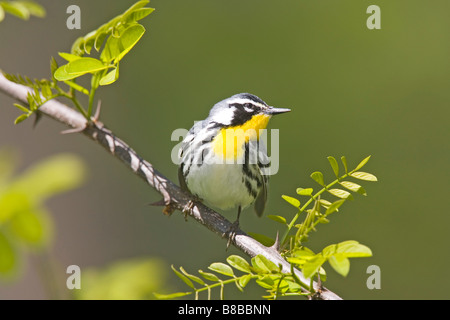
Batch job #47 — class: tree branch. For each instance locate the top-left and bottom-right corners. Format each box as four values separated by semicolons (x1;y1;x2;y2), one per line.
0;73;342;300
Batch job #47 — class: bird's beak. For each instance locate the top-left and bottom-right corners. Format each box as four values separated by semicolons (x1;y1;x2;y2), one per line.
265;107;291;115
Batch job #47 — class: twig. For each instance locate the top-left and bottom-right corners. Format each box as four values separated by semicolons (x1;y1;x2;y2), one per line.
0;73;342;300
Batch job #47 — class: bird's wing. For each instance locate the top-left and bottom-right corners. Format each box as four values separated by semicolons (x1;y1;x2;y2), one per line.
254;142;270;217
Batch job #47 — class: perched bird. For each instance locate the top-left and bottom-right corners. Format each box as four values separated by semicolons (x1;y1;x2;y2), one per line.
178;93;290;242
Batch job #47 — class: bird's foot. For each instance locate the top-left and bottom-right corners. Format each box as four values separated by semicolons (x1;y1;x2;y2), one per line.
223;219;240;250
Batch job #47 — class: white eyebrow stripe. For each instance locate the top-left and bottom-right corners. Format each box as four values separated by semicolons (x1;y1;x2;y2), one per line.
227;98;267;109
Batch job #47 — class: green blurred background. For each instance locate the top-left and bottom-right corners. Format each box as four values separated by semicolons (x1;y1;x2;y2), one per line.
0;0;449;299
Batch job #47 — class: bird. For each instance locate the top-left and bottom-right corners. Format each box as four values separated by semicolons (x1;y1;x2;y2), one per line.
178;93;290;244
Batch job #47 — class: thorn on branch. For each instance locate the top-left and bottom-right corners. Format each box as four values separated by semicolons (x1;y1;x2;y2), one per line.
92;100;102;123
270;231;281;252
33;111;43;128
60;124;86;134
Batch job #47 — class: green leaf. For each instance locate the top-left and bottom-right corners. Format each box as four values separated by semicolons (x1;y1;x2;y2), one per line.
254;255;279;273
99;67;118;86
292;247;316;258
13;103;29;113
63;80;90;95
101;24;146;63
179;267;205;285
0;191;31;223
55;57;108;81
14;114;29;124
94;31;108;52
239;274;252;287
255;275;275;289
54;65;77;81
83;31;96;54
310;171;325;186
325;199;346;215
208;262;234;277
328;254;350;277
0;231;15;275
114;24;146;63
153;291;192;299
318;199;332;208
59;52;82;62
226;255;251;273
70;36;85;56
18;1;46;18
65;57;109;75
327;156;339;178
350;171;378;182
296;188;313;196
341;156;348;173
321;244;337;257
122;0;151;16
198;270;220;282
9;208;52;246
171;265;195;289
122;7;154;24
50;57;58;80
354;155;371;171
286;257;306;265
41;83;52;99
340;181;367;196
302;254;327;279
336;240;372;258
0;6;5;22
267;215;287;225
1;1;29;20
282;195;300;208
328;188;353;200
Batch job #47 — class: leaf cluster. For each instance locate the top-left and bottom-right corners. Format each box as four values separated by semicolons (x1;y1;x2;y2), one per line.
4;73;64;124
3;0;154;123
0;149;86;277
155;255;308;300
55;0;153;85
164;156;377;299
270;155;377;279
277;156;376;245
0;0;45;22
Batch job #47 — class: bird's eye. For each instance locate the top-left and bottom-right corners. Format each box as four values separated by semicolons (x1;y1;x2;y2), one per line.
244;103;252;109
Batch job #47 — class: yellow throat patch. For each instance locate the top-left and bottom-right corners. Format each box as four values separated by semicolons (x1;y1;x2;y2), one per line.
212;114;271;161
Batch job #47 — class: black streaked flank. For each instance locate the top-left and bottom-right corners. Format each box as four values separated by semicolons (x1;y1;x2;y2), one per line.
243;178;258;199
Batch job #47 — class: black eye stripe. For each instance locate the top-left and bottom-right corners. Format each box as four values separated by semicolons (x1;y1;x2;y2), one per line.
226;104;256;127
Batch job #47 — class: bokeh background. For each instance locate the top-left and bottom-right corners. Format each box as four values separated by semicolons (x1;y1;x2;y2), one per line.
0;0;449;299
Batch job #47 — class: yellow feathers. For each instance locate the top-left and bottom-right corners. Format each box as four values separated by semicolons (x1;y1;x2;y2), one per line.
212;114;270;161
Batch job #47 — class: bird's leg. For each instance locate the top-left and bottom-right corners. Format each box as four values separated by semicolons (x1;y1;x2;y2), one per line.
224;206;241;249
182;194;203;221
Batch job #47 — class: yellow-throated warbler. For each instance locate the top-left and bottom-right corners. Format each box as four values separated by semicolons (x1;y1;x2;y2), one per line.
178;93;290;230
